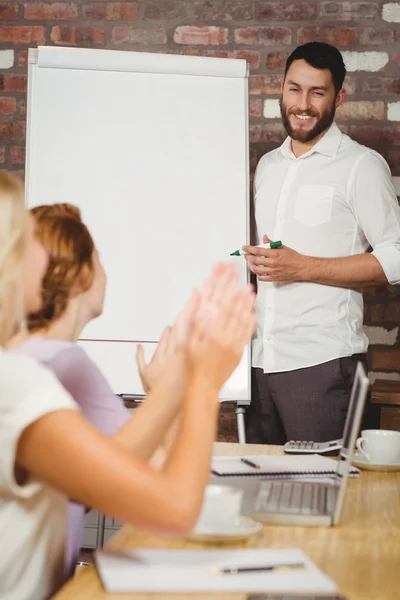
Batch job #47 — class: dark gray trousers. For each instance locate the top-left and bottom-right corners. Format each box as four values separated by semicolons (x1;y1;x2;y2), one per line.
245;354;379;445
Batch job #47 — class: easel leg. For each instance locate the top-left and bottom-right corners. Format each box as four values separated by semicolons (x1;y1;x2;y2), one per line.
96;513;106;549
235;406;247;444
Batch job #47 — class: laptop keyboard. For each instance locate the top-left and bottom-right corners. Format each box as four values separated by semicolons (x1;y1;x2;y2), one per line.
254;481;329;515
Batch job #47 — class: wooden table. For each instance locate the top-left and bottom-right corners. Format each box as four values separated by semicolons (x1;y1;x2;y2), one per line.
53;442;400;600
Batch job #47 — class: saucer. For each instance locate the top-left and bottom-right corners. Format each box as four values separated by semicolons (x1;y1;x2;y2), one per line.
352;454;400;472
187;516;262;543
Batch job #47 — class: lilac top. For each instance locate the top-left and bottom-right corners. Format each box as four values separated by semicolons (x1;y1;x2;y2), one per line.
13;338;130;578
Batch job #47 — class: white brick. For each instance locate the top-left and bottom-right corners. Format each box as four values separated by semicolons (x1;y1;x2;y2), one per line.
393;176;400;197
341;51;388;72
364;326;398;346
369;371;400;384
382;2;400;22
388;102;400;121
263;99;280;119
0;50;14;69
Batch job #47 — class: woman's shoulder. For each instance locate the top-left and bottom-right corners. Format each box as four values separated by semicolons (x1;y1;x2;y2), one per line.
13;337;76;364
0;350;77;410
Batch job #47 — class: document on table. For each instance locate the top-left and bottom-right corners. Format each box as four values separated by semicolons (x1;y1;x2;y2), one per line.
95;548;337;594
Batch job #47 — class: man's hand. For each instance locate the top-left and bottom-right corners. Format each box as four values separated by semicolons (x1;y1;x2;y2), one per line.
242;235;311;283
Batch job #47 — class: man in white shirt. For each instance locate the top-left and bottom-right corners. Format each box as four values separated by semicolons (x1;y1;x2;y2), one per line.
243;42;400;444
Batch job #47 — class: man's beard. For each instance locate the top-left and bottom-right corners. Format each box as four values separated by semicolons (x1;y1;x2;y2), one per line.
280;97;336;143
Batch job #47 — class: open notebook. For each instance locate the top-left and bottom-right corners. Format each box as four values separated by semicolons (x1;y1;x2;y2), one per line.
211;454;359;479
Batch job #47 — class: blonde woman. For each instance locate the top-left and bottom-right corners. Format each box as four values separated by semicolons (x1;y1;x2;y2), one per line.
0;172;256;600
11;203;215;576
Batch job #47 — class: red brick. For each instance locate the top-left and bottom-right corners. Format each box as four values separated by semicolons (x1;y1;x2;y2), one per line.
250;147;258;171
0;3;18;20
0;122;25;140
0;75;27;92
194;0;253;20
25;2;77;20
249;123;286;143
0;26;45;44
249;98;262;117
174;26;228;46
83;3;138;20
18;98;26;118
249;74;282;95
10;145;25;165
371;350;400;371
363;77;400;95
298;26;357;47
319;1;378;21
112;26;167;45
351;125;400;146
235;26;291;46
360;27;397;45
343;75;358;95
51;26;105;46
266;52;289;71
0;97;16;114
0;147;4;163
18;50;28;67
388;151;400;172
205;50;260;69
336;101;384;121
256;2;316;20
394;52;400;67
144;1;186;19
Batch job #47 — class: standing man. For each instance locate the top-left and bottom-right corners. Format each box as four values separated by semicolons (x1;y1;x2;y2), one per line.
244;42;400;445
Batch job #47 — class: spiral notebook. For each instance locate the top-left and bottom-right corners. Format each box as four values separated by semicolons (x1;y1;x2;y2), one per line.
211;454;359;479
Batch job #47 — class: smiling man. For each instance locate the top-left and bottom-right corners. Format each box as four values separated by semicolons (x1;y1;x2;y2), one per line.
244;42;400;445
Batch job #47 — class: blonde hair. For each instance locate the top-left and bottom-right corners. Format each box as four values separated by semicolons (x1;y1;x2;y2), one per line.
0;172;26;346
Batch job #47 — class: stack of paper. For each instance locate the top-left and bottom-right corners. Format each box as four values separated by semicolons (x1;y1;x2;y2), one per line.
95;548;337;594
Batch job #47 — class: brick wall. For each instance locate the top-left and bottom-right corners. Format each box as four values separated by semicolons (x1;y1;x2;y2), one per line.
0;2;399;398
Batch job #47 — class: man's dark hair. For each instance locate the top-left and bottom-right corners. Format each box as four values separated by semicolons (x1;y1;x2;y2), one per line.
284;42;346;95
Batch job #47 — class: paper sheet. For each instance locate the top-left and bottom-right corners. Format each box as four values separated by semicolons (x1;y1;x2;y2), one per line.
95;548;337;594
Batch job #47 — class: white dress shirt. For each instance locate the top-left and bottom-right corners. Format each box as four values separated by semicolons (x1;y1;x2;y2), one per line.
252;122;400;374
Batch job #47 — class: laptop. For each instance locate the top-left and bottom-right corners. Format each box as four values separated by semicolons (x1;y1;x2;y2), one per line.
239;362;369;527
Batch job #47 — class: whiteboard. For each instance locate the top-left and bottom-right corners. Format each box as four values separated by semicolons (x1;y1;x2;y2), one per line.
26;46;250;402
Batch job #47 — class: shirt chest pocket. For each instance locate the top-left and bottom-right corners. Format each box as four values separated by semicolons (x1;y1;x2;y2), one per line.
294;184;335;227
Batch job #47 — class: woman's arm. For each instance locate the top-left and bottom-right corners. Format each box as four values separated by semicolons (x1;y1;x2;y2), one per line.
16;264;256;535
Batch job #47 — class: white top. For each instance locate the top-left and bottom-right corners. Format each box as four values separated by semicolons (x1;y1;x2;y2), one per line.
0;350;77;600
252;122;400;373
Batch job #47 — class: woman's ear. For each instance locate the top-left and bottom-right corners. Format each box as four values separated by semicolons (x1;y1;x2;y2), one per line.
70;264;93;298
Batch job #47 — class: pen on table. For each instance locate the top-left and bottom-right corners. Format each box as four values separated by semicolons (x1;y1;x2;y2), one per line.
240;458;261;470
230;240;282;256
209;563;306;575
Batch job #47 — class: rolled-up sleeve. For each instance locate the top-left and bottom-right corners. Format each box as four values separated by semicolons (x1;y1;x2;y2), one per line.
349;149;400;285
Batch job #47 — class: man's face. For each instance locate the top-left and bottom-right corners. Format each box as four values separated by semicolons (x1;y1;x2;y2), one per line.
280;59;341;143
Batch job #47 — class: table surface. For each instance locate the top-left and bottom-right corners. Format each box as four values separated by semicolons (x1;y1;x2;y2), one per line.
53;442;400;600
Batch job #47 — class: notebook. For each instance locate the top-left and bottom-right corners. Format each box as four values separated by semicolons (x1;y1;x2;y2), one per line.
211;454;359;479
95;548;337;594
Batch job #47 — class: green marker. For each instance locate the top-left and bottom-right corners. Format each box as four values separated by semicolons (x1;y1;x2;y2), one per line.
230;240;282;256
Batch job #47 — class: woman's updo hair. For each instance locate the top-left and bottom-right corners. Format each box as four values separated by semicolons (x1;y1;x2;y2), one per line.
28;203;96;332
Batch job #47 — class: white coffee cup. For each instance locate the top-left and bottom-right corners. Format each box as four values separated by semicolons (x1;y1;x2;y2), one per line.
356;429;400;464
194;484;243;532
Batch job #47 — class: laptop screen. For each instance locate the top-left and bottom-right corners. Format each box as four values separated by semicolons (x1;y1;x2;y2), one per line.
332;362;369;524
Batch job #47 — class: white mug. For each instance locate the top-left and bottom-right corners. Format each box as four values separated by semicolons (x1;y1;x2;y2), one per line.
194;484;243;532
356;429;400;464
